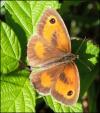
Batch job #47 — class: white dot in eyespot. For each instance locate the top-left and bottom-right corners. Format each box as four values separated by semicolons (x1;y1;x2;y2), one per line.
49;18;56;24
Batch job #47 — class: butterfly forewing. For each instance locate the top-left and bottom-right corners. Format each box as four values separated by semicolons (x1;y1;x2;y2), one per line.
27;35;66;67
27;8;71;67
37;8;71;52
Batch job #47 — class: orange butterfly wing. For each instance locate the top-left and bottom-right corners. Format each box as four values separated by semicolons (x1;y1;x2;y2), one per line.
51;63;80;105
27;8;71;67
37;8;71;52
30;63;79;105
30;64;65;94
27;35;66;67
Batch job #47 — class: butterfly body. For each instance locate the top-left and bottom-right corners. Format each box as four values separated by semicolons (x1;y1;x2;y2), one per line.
27;8;80;105
40;53;77;69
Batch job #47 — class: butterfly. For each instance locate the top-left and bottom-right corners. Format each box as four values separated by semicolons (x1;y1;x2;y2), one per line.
27;8;80;105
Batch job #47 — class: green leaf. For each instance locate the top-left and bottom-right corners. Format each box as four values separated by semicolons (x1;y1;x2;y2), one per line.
1;70;36;112
0;1;5;7
0;22;21;74
5;1;60;38
44;96;83;112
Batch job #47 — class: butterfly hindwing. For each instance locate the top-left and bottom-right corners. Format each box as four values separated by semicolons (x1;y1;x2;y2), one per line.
30;64;65;94
51;63;80;105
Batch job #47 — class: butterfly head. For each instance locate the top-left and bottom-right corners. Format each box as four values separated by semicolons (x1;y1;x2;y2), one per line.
62;53;78;63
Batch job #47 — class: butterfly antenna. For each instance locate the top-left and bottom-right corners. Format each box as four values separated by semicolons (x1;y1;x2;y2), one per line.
75;37;92;71
32;66;40;69
75;37;86;54
78;58;92;71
